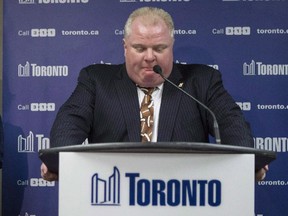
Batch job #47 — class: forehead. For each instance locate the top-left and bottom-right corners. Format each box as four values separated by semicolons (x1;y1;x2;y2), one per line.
128;16;171;41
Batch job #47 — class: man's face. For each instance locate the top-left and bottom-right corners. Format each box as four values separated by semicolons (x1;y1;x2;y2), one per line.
124;16;174;87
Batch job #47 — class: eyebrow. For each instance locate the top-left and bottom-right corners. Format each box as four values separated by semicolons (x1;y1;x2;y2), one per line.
131;44;169;48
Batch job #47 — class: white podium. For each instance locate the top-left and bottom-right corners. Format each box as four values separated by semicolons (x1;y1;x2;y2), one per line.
39;142;276;216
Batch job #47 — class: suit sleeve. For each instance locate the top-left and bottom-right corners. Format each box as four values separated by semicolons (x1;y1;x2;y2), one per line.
50;66;95;148
205;68;254;147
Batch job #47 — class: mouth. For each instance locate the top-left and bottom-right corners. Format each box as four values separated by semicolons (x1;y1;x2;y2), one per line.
144;67;153;70
143;66;157;73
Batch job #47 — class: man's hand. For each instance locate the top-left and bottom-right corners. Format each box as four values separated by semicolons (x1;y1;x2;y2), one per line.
41;163;58;181
255;165;269;181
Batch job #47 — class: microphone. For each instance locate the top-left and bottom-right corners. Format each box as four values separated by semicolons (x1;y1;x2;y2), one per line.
153;65;221;144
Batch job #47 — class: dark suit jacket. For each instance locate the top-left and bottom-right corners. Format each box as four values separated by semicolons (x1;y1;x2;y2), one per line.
50;63;254;148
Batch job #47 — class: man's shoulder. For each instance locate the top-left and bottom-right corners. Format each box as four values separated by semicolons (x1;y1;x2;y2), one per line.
175;63;217;73
78;64;124;82
78;63;124;80
83;63;124;73
175;63;220;80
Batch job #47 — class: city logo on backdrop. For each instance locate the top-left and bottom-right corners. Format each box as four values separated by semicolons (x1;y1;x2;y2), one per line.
255;137;288;153
243;60;288;76
19;0;89;4
91;167;222;207
18;131;50;153
18;61;69;77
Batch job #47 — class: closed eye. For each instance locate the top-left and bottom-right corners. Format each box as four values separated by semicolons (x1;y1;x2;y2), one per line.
153;45;168;53
132;45;146;53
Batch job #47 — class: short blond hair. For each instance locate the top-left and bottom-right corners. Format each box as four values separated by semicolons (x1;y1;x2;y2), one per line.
124;7;174;38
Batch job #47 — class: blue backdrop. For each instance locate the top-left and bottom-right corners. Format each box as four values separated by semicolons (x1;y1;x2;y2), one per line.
3;1;288;216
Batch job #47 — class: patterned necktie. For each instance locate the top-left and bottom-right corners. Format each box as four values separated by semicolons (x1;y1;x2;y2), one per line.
139;87;155;142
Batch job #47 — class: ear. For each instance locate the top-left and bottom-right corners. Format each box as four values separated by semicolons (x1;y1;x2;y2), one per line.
123;39;127;56
123;38;127;47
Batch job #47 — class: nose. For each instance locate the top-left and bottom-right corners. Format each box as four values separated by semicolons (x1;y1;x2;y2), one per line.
144;48;156;62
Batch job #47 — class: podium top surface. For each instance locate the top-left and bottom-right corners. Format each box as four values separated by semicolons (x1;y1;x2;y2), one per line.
39;142;276;174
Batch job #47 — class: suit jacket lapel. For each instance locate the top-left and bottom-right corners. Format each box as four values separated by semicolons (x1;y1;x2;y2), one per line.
157;65;183;141
114;65;141;142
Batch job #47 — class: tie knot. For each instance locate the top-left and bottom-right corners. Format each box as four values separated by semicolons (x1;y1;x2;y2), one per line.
139;87;155;95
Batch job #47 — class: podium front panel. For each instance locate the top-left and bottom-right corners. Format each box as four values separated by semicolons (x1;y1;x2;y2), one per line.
59;152;254;216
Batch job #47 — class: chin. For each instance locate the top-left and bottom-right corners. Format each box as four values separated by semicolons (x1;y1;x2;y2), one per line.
142;77;163;87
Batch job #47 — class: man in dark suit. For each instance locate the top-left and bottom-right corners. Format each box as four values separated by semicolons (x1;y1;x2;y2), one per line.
41;7;267;181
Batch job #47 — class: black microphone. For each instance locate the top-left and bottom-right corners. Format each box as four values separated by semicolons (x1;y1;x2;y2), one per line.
153;65;221;144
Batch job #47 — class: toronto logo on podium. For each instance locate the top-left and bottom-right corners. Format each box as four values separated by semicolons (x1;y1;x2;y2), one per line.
91;167;120;206
90;166;222;207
